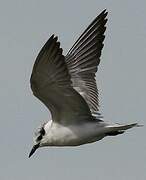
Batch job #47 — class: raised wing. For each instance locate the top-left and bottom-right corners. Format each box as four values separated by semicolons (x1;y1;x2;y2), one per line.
65;10;108;114
30;35;91;124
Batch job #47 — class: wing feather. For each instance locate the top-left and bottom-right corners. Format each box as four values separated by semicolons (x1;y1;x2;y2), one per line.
65;10;108;114
30;35;91;124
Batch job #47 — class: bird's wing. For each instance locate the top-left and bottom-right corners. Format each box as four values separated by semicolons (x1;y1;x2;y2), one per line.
65;10;108;114
30;35;91;124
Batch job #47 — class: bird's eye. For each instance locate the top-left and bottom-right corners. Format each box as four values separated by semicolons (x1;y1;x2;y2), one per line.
40;127;45;135
36;135;42;141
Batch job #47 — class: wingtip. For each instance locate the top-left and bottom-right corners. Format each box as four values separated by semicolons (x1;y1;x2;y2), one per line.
97;9;108;21
101;9;108;15
50;34;55;39
50;34;58;41
103;9;107;12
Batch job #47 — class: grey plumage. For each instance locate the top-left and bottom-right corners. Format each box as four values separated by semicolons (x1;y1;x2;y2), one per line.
66;9;107;113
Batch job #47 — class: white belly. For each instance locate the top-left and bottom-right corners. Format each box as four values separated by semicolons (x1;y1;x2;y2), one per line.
43;121;106;146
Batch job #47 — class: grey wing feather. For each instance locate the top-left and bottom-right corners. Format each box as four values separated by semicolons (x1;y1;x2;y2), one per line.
65;9;108;114
30;35;91;124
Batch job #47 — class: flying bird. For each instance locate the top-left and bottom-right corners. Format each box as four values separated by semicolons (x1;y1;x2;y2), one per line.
29;10;139;158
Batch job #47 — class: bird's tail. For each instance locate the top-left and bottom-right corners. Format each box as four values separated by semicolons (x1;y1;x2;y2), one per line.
105;123;142;136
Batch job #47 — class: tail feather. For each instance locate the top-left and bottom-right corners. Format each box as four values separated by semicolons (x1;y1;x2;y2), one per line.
115;123;138;130
106;123;142;136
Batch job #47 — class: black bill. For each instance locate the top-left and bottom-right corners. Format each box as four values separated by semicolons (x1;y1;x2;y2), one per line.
29;144;40;158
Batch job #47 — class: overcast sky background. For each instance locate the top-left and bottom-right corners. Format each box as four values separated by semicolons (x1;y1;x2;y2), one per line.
0;0;146;180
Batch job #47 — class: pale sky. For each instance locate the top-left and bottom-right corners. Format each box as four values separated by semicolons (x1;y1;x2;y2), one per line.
0;0;146;180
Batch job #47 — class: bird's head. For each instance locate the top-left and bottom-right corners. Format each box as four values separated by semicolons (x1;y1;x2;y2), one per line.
29;122;50;158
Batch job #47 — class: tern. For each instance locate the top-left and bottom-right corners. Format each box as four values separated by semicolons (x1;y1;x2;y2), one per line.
29;10;139;158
